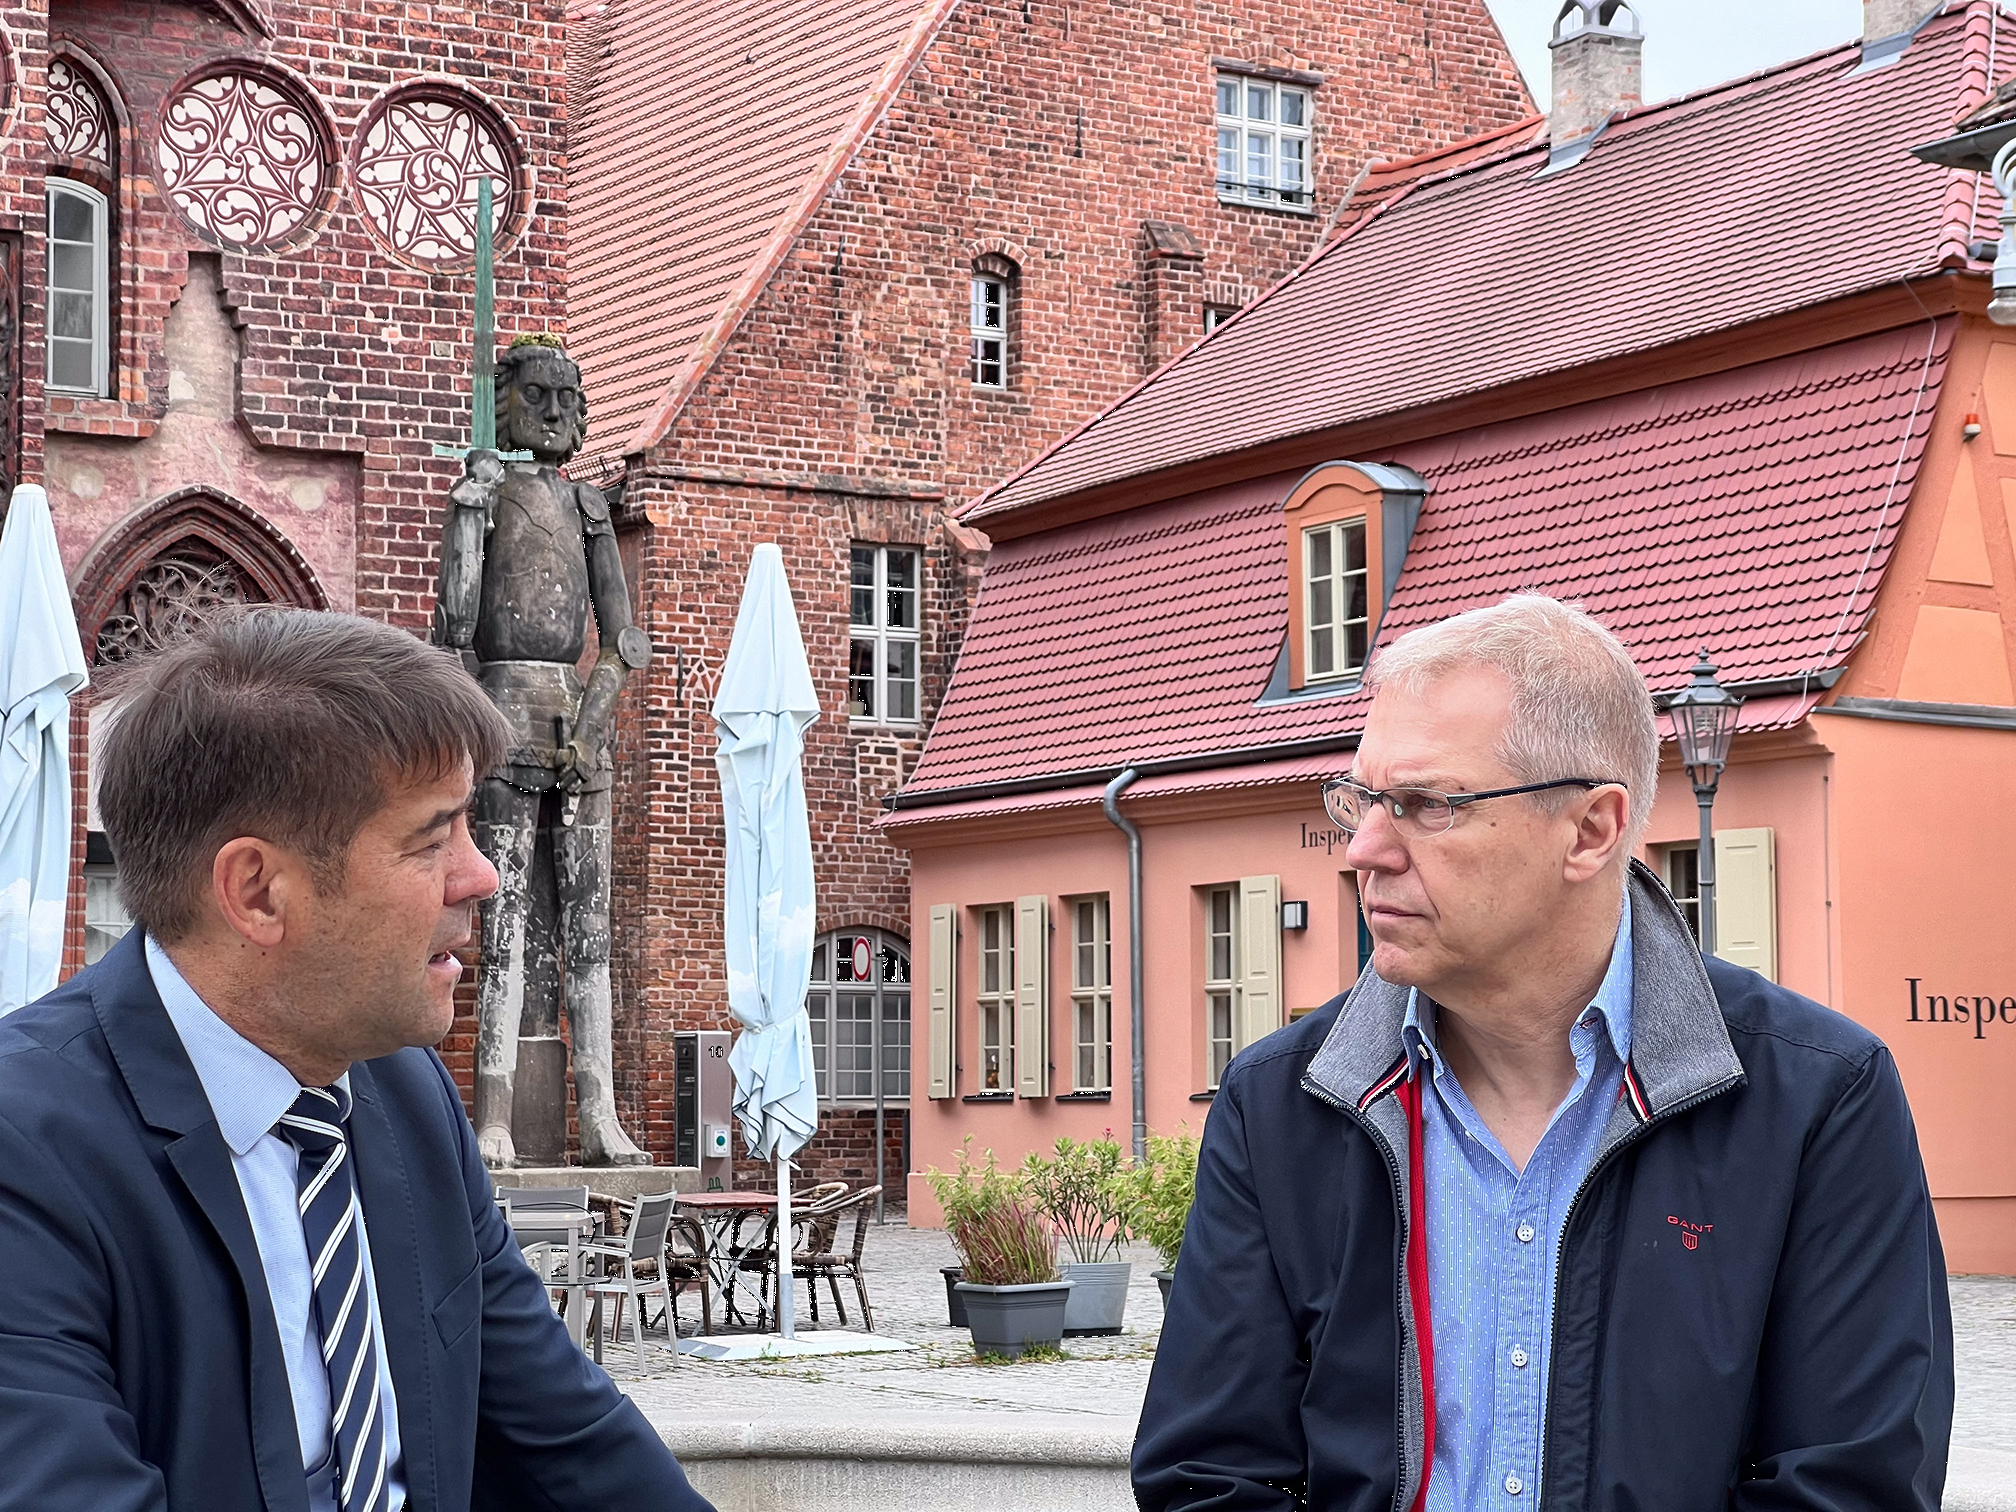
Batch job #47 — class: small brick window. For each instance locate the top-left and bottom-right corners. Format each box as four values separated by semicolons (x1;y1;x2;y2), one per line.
970;275;1007;387
1203;304;1238;334
849;544;920;723
1304;518;1369;682
1217;74;1312;210
48;181;110;396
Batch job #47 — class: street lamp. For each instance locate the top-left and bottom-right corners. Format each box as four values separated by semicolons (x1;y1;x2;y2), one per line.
1665;651;1743;955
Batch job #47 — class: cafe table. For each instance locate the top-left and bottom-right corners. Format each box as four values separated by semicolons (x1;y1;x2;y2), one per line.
674;1190;778;1331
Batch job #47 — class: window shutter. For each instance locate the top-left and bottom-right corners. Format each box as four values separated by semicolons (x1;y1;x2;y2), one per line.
1713;828;1777;982
1015;894;1049;1098
1237;874;1282;1051
927;904;957;1099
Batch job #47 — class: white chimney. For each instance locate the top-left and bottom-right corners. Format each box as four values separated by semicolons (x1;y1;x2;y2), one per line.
1864;1;1935;43
1549;1;1643;147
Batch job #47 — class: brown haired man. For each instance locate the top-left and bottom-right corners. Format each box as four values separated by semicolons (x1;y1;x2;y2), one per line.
0;610;710;1512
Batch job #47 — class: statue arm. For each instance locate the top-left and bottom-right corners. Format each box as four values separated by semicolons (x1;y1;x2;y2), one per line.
563;483;651;781
431;450;504;664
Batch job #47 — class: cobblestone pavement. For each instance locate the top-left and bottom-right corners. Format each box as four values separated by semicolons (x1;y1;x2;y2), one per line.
614;1217;2016;1456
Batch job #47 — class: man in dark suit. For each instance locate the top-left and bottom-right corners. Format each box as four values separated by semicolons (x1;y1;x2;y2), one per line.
0;610;711;1512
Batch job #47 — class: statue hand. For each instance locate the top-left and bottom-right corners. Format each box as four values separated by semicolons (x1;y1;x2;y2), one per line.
556;736;599;793
450;449;505;513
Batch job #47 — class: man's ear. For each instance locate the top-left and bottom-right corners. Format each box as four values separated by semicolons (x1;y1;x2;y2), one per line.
1562;785;1631;884
210;837;310;949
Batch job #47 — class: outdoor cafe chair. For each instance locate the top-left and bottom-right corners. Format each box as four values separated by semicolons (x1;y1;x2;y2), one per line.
580;1191;680;1366
742;1184;880;1333
497;1184;592;1286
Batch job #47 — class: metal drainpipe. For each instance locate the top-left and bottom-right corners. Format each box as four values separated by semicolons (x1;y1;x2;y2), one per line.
1102;768;1146;1163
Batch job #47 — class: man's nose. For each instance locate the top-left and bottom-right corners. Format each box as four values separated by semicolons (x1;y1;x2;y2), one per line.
1343;802;1408;873
450;828;500;904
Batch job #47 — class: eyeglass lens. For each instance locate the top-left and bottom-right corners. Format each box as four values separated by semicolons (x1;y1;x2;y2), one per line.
1325;785;1456;836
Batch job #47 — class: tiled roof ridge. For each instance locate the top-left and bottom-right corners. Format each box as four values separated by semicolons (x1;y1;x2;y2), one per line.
617;0;961;459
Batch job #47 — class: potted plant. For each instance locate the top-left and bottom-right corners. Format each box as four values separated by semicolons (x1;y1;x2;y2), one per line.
1127;1130;1199;1308
1020;1136;1134;1336
928;1143;1073;1358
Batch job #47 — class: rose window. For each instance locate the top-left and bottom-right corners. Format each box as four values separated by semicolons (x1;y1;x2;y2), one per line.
354;92;515;264
157;71;326;247
47;58;112;164
95;550;255;664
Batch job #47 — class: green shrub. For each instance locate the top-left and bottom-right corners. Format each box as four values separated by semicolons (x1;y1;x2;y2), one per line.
1019;1136;1132;1264
926;1138;1059;1285
1127;1130;1200;1272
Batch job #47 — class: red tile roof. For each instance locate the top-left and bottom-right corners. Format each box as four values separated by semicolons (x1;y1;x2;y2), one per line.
967;6;1996;526
900;322;1952;798
564;0;952;478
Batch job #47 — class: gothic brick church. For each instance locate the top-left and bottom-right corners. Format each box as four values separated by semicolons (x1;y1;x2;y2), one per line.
19;0;1531;1186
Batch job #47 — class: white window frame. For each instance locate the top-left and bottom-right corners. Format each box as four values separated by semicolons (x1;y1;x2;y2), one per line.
848;543;921;725
1205;886;1237;1089
1216;74;1313;212
1203;304;1238;334
83;858;132;965
48;180;110;397
1304;518;1370;682
1071;895;1112;1093
805;929;910;1106
970;274;1007;387
1662;843;1702;946
976;904;1014;1093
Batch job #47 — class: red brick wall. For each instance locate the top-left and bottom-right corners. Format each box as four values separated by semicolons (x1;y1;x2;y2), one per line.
33;0;569;1001
597;0;1531;1166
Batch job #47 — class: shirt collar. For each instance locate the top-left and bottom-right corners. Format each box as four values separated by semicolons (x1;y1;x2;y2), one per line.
146;934;346;1156
1400;889;1634;1071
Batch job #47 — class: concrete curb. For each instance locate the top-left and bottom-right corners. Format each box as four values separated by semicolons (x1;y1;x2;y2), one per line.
1951;1446;2016;1512
653;1412;1134;1512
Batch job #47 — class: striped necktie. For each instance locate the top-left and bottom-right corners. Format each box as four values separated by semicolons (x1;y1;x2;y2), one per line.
276;1085;391;1512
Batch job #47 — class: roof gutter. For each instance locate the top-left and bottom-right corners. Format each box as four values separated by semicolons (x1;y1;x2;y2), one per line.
883;731;1365;812
1102;770;1147;1165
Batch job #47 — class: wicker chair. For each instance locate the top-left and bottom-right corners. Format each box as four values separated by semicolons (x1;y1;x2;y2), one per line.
737;1182;850;1329
743;1185;882;1332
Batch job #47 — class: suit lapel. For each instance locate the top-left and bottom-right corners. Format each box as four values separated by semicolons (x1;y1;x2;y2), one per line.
348;1059;434;1512
94;931;311;1512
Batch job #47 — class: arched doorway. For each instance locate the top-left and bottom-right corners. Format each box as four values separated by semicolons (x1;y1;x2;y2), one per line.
805;928;910;1105
67;487;328;965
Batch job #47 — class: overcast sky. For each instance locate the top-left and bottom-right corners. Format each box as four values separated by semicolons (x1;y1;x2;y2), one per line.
1482;0;1866;108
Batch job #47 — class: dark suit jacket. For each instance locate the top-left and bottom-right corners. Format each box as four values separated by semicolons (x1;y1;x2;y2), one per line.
0;930;710;1512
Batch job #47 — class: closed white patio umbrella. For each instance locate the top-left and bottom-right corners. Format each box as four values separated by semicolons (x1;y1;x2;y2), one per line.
0;485;89;1016
714;544;821;1340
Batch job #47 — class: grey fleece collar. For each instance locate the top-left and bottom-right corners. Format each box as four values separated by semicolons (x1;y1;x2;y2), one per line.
1305;859;1743;1119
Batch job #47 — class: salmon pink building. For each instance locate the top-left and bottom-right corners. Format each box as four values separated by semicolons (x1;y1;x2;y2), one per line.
888;2;2016;1273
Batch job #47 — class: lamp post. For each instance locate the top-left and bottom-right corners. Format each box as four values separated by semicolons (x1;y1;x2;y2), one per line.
1665;652;1743;955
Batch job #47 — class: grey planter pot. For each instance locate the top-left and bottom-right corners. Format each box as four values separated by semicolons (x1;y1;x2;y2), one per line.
1060;1260;1131;1336
942;1266;968;1328
954;1279;1073;1359
1153;1269;1174;1308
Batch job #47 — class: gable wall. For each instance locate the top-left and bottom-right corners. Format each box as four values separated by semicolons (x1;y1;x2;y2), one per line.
605;0;1534;1175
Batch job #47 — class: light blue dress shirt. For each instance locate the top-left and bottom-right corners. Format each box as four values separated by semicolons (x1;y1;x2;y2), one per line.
1403;894;1632;1510
148;936;407;1512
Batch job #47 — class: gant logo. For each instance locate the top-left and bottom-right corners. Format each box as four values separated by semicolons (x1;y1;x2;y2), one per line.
1668;1215;1713;1251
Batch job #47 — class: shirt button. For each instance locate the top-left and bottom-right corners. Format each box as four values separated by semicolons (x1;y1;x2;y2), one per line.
1505;1473;1524;1495
1510;1346;1529;1368
1516;1222;1536;1243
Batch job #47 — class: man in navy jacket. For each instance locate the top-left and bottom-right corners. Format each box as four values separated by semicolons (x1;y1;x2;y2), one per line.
1134;596;1951;1511
0;610;711;1511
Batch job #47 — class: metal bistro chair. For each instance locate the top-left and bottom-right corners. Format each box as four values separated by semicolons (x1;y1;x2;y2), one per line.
743;1184;880;1333
605;1193;716;1337
581;1192;681;1366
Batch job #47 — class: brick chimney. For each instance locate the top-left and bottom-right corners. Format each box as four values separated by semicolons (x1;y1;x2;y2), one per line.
1549;1;1643;147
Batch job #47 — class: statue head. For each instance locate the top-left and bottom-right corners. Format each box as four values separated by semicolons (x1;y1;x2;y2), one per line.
494;337;587;463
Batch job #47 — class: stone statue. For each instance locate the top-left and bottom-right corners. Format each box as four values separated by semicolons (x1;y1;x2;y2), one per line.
432;338;652;1168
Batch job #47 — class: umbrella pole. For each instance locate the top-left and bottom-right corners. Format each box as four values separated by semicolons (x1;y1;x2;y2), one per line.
776;1154;795;1339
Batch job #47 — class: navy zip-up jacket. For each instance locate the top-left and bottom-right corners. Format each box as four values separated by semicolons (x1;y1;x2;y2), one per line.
1134;863;1953;1511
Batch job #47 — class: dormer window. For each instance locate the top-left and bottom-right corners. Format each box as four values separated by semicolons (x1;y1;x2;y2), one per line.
1304;518;1368;681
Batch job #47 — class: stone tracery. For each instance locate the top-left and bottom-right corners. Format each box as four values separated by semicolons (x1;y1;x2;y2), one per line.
47;57;112;164
353;89;516;265
157;70;325;247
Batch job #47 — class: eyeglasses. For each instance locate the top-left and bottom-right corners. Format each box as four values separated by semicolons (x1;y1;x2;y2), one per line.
1322;777;1617;838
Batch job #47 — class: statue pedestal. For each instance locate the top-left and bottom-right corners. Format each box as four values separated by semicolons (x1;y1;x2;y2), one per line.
496;1166;700;1203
